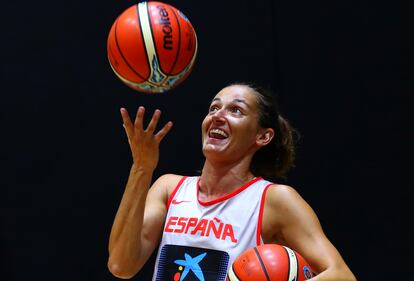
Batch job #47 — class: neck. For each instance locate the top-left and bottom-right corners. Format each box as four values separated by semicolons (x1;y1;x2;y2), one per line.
199;158;256;201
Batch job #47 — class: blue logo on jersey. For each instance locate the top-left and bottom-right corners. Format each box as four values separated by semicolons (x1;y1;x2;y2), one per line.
174;252;207;281
154;245;228;281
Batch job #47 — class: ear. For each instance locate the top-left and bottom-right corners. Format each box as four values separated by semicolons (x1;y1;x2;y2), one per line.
256;128;275;147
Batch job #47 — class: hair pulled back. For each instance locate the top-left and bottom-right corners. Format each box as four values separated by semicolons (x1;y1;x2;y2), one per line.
231;83;299;178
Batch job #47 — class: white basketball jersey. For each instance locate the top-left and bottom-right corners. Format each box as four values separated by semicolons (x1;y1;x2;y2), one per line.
152;176;273;281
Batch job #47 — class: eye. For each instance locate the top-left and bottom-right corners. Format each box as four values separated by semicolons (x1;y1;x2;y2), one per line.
209;105;219;113
230;106;242;114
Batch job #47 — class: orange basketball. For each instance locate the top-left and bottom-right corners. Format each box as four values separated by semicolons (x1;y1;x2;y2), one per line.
227;244;315;281
107;1;198;93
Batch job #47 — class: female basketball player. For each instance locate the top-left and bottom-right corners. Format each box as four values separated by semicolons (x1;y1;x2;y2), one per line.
107;84;356;281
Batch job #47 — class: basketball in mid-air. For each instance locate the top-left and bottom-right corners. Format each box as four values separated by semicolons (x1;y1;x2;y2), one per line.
227;244;314;281
107;1;198;93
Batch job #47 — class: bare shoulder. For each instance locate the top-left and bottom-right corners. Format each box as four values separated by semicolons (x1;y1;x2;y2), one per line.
262;183;317;243
264;184;356;279
264;183;305;207
265;183;315;217
144;174;186;215
150;174;186;198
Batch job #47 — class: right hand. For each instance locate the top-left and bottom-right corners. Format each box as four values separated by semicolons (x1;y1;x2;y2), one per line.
120;106;173;171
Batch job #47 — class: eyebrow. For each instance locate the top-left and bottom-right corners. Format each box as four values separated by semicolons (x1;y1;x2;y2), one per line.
211;97;250;107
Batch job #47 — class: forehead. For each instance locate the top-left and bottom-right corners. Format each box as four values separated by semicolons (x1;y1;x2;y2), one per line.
212;85;258;105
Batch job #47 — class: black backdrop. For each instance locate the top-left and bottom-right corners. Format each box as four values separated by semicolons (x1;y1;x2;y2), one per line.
2;0;412;280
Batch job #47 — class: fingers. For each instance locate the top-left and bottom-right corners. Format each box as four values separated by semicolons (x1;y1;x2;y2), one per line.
146;109;161;133
120;107;131;125
134;106;145;131
121;107;172;141
120;107;134;136
155;121;173;142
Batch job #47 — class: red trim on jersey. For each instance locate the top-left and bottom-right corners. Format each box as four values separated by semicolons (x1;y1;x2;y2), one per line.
197;177;263;206
167;176;188;209
256;183;273;245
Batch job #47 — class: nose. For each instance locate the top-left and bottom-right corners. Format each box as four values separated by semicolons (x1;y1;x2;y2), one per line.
211;108;226;124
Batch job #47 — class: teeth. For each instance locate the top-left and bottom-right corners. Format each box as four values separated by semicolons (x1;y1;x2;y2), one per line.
209;128;228;138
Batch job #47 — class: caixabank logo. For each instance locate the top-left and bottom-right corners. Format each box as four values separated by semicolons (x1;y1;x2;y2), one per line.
155;244;229;281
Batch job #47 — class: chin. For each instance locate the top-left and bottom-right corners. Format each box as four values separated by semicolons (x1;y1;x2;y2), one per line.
202;145;222;157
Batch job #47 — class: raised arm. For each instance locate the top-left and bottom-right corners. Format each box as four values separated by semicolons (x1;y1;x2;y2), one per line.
107;107;175;279
263;185;356;281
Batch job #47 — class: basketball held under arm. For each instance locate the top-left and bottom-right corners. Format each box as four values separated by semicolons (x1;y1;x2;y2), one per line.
262;185;356;281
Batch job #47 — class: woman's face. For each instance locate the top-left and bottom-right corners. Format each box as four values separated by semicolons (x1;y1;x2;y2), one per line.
201;85;263;163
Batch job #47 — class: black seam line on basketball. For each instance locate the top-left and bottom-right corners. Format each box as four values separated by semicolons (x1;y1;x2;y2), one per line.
139;3;151;79
114;15;147;81
254;247;271;281
167;7;181;75
107;16;120;61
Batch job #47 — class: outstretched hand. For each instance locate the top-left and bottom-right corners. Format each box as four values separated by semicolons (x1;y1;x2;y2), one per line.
120;106;173;171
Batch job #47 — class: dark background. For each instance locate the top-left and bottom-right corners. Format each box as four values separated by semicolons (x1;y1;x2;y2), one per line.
1;0;412;280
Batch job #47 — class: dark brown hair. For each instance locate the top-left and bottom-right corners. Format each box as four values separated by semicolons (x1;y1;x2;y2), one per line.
231;83;299;178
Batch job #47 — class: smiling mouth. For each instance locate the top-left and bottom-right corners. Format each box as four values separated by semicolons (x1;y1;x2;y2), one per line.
208;128;228;139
